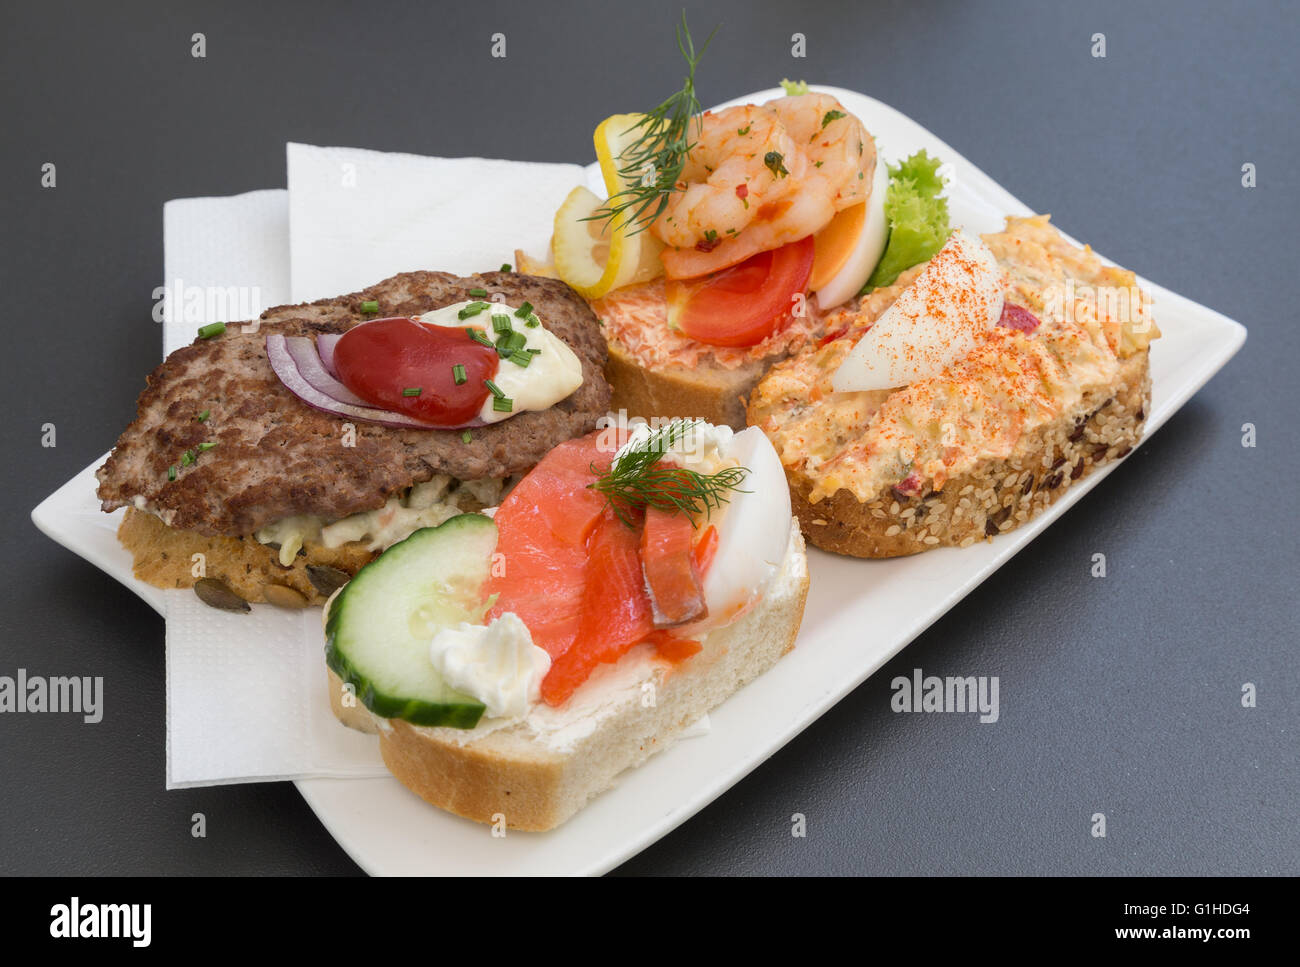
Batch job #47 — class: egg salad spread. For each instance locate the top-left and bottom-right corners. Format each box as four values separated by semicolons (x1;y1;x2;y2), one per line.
747;215;1160;504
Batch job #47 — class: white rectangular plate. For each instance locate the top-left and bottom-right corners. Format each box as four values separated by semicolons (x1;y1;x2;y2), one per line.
32;88;1245;875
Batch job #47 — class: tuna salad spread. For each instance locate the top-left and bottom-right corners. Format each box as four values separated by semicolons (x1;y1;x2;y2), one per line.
748;215;1161;505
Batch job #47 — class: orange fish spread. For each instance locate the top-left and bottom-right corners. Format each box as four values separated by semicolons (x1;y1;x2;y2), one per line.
748;215;1161;504
592;278;823;371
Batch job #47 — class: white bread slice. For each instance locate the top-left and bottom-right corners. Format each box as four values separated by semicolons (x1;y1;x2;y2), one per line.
325;521;809;831
605;337;767;431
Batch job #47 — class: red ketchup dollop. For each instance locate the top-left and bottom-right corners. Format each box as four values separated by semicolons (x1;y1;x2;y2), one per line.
333;317;499;426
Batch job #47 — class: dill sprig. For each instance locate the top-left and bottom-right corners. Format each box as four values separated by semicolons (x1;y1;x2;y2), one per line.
584;13;718;236
590;419;749;527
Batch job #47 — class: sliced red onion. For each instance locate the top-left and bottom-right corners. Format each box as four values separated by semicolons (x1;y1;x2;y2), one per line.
316;333;343;379
998;303;1041;333
265;333;483;431
282;336;369;406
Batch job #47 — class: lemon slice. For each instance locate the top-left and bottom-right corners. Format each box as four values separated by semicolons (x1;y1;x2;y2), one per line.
595;113;666;287
594;114;650;196
552;115;667;299
552;185;626;299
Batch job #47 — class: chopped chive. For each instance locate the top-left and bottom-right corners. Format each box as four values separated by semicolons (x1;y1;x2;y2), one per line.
484;378;505;399
452;364;467;384
527;347;542;354
457;301;490;319
360;300;379;314
496;331;526;355
514;301;534;318
491;313;513;334
469;287;489;297
181;450;196;467
524;313;540;328
197;441;217;452
197;322;226;339
167;465;177;481
508;350;533;367
197;409;210;422
461;429;473;443
499;263;512;272
402;387;422;397
467;327;495;347
492;395;514;413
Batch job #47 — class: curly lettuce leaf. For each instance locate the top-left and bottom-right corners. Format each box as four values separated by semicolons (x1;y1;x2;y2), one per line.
863;149;951;291
779;78;810;96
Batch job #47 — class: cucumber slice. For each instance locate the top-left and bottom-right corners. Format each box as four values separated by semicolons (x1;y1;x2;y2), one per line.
325;514;497;728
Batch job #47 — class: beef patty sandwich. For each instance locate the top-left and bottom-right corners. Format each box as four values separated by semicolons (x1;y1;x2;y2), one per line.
97;270;612;606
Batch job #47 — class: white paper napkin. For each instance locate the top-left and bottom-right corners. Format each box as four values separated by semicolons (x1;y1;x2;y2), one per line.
287;142;583;302
161;190;291;356
162;187;390;786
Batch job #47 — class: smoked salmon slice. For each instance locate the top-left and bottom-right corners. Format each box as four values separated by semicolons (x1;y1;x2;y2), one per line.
485;433;614;663
640;505;708;627
540;507;655;707
488;428;710;708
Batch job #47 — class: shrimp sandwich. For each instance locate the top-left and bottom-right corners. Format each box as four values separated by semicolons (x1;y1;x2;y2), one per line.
533;81;911;430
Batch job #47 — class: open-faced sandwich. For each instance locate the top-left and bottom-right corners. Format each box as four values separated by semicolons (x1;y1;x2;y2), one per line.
322;418;809;830
96;270;611;607
747;215;1161;557
570;87;885;431
518;32;952;431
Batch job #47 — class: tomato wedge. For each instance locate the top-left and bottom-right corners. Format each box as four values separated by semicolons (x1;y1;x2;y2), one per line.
665;236;815;348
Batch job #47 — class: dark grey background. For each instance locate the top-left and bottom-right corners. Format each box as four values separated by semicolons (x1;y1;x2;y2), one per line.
2;0;1296;875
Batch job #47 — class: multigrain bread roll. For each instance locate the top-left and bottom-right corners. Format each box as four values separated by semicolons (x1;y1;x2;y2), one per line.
116;475;505;604
118;506;372;604
325;522;809;831
747;216;1160;558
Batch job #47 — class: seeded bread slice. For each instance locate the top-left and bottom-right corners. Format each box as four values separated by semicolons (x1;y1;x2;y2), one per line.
784;350;1151;558
326;523;809;832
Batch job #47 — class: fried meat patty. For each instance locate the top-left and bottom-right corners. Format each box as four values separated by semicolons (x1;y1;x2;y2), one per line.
96;271;610;536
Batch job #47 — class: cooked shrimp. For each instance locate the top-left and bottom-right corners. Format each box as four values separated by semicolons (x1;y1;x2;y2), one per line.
653;104;803;250
653;94;877;279
768;94;874;211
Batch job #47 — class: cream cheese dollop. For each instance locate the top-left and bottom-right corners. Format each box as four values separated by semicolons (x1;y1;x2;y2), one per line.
428;612;552;721
418;301;583;424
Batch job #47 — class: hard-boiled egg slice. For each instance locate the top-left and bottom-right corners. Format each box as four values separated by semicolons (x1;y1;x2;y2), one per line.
831;229;1005;392
812;150;890;310
696;426;792;631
